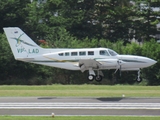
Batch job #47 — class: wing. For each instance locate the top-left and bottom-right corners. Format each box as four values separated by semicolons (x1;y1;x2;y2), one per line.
78;59;102;72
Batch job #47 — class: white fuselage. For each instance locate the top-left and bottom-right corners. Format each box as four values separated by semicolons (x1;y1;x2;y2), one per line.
21;48;156;71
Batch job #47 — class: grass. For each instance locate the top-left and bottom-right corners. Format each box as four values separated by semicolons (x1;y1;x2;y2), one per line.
0;84;160;97
0;116;160;120
0;85;160;119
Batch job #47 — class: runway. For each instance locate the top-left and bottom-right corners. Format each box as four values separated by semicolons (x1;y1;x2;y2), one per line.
0;97;160;116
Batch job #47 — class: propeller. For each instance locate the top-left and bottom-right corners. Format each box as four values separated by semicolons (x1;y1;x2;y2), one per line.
114;59;124;76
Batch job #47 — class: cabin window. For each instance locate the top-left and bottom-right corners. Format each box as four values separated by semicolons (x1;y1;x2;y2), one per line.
99;50;109;56
79;51;86;56
58;53;63;56
88;51;94;55
65;52;69;56
71;52;78;56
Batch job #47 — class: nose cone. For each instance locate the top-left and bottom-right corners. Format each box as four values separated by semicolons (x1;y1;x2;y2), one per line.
141;57;157;68
118;55;157;68
147;58;157;66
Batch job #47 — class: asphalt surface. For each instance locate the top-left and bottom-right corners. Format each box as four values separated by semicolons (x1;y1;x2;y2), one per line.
0;97;160;116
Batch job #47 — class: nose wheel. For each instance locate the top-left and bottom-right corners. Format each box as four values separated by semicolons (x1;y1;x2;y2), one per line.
136;76;142;82
136;69;142;82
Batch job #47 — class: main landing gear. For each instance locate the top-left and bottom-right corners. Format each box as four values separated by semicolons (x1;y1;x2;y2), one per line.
88;74;103;82
88;69;104;82
87;69;143;83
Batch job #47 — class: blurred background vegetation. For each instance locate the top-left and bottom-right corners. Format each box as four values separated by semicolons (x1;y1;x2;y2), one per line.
0;0;160;85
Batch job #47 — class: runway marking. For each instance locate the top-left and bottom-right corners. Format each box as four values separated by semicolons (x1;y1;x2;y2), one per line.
9;115;160;117
0;103;160;109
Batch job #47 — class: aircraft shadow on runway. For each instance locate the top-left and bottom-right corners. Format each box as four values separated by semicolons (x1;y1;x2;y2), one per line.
38;97;57;99
37;97;124;102
96;97;123;102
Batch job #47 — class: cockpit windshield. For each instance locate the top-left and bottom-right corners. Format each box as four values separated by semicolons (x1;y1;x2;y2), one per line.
108;49;119;56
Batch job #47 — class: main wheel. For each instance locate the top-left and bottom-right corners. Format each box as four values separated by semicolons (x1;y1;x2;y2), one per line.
136;77;142;83
95;75;103;82
88;74;95;81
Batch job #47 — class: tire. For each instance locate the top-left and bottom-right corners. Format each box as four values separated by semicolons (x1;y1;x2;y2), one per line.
88;74;95;81
136;77;142;83
95;75;103;82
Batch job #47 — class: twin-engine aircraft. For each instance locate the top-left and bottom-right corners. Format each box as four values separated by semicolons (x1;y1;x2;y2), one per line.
3;27;157;82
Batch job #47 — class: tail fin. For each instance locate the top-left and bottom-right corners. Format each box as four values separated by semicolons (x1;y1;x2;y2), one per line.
3;27;43;59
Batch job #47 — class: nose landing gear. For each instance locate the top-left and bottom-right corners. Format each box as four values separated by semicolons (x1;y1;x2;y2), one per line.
136;69;142;82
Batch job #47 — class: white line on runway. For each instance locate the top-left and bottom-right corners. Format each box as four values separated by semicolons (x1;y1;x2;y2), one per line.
0;103;160;109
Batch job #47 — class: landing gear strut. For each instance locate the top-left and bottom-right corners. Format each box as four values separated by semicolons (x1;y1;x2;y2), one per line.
88;68;95;81
136;69;142;82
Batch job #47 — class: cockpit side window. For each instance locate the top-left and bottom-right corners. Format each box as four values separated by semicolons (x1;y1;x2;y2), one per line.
65;52;69;56
99;50;109;56
108;49;118;56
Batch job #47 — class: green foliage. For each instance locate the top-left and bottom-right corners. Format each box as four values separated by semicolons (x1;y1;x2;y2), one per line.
0;34;13;80
0;0;30;32
123;43;143;55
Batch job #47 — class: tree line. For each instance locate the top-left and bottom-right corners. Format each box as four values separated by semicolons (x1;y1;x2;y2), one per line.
0;0;160;85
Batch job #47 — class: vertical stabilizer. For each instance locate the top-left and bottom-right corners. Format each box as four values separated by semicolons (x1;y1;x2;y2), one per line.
3;27;43;59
